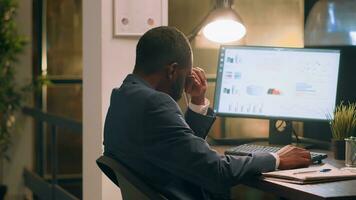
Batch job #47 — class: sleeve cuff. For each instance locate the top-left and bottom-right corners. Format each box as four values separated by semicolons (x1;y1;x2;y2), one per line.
188;98;210;115
270;153;280;170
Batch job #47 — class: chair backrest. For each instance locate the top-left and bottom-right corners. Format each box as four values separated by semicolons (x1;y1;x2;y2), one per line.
96;155;168;200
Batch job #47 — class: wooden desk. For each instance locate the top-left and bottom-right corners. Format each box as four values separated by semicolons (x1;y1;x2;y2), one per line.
212;145;356;200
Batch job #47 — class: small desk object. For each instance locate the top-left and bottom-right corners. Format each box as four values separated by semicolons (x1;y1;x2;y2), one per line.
213;146;356;200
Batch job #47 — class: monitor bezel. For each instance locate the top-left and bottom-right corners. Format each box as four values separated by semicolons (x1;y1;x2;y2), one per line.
213;45;341;122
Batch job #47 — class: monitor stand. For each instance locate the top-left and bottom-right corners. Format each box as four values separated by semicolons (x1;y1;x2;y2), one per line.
268;119;313;149
269;119;293;145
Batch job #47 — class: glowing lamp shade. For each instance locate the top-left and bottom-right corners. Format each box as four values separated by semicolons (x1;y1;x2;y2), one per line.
187;3;247;44
202;19;246;43
305;0;356;46
198;7;246;44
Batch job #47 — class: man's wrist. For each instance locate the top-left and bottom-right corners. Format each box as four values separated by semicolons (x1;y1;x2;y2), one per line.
190;96;205;105
271;153;280;170
189;98;210;115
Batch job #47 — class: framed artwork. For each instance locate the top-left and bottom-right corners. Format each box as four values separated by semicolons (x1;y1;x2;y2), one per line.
113;0;168;37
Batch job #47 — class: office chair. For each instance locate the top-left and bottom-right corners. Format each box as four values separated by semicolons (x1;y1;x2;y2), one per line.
96;155;168;200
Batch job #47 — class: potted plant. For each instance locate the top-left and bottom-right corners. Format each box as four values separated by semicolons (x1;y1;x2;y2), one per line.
327;102;356;160
0;0;26;199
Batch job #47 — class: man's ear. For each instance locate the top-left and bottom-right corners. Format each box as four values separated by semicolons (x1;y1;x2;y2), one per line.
165;62;179;80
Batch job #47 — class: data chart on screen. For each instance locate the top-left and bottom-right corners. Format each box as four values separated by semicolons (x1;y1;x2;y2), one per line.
213;46;340;121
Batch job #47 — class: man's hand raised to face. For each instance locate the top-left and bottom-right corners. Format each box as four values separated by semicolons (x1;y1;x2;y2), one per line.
277;145;312;170
185;67;208;105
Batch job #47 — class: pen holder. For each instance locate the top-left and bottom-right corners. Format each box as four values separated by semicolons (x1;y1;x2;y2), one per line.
345;136;356;167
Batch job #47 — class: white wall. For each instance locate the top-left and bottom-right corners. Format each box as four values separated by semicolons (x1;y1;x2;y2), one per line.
3;0;33;199
83;0;103;198
83;0;167;199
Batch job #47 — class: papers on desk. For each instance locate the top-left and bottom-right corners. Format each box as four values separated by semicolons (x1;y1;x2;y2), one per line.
262;164;356;184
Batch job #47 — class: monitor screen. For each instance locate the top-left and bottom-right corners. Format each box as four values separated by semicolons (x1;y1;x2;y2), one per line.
213;46;340;121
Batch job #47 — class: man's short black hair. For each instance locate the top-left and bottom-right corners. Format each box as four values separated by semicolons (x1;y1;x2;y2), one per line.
134;26;192;74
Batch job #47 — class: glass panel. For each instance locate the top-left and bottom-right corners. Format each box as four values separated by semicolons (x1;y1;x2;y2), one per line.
37;0;83;197
45;84;82;175
60;183;82;199
46;127;82;175
46;0;82;76
46;84;82;121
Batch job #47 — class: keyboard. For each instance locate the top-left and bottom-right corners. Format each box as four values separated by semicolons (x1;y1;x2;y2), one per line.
225;144;327;164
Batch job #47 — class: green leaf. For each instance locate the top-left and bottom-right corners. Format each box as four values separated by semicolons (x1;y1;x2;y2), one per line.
0;0;26;155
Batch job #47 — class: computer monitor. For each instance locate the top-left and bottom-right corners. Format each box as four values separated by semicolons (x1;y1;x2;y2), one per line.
213;46;340;144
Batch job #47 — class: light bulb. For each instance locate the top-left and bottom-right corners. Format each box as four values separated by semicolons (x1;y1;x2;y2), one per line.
202;19;246;43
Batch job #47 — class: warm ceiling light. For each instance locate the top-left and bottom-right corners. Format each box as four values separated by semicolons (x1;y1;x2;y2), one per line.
203;19;246;43
202;7;246;43
188;0;246;44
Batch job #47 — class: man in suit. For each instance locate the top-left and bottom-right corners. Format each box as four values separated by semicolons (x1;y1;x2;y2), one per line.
103;26;311;199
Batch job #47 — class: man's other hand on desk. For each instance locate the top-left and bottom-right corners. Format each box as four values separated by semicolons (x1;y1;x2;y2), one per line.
277;145;312;170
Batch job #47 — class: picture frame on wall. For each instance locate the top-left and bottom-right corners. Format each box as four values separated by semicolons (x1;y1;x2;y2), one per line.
113;0;168;37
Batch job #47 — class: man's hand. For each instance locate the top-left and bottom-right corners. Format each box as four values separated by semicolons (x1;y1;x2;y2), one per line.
185;67;207;105
277;145;311;170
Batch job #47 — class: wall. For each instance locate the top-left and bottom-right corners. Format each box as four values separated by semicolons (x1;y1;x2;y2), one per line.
3;0;34;199
83;0;167;199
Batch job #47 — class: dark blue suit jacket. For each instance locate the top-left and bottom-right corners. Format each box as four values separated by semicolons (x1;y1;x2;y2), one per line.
103;74;276;200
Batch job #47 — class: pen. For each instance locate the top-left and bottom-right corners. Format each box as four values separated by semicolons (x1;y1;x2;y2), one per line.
293;168;332;175
293;170;318;175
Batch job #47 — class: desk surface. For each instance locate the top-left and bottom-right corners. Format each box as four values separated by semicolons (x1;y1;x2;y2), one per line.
212;145;356;200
